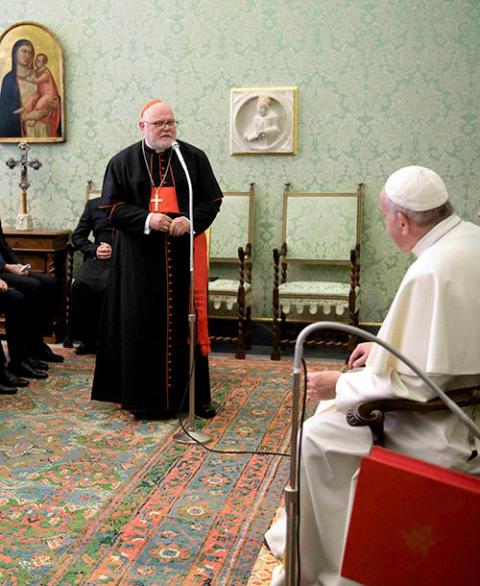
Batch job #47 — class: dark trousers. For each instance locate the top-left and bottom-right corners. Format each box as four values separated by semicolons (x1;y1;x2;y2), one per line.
71;260;109;348
0;287;30;364
1;271;59;355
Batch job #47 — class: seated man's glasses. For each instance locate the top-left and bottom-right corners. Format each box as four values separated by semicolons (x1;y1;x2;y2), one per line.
143;120;179;129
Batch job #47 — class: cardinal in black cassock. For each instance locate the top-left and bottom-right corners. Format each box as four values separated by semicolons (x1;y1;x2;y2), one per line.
91;99;222;419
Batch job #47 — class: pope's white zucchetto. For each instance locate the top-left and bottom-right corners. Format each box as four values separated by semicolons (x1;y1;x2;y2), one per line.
384;166;449;212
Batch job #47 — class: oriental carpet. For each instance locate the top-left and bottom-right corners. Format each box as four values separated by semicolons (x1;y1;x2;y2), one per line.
0;349;341;585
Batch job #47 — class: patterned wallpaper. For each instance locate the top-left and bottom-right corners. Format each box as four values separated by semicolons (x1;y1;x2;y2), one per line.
1;0;479;323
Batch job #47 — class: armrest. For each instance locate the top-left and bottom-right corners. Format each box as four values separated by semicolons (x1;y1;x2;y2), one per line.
346;386;480;446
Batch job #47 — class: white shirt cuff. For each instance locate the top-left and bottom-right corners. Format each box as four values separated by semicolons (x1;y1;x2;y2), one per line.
144;213;153;234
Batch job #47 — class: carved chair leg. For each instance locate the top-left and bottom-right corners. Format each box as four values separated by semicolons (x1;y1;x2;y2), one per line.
346;308;361;354
236;315;246;360
63;245;74;348
271;290;281;360
245;306;252;350
63;292;73;348
271;314;281;360
63;286;73;347
347;333;356;355
235;285;247;359
280;311;287;350
235;331;246;359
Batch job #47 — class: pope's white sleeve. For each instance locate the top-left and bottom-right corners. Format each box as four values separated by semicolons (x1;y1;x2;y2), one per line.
335;367;451;413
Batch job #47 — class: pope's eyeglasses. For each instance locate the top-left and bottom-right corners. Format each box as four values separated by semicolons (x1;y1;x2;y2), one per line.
142;120;179;129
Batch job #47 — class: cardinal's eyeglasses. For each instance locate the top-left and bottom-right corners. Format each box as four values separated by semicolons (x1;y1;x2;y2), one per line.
142;120;179;129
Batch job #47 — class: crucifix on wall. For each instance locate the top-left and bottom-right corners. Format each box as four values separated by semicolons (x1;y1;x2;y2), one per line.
5;142;42;230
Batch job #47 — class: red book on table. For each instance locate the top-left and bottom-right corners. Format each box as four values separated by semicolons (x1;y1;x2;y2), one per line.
341;446;480;586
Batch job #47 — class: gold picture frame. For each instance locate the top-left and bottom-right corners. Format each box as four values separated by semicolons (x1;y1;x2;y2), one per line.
230;86;298;155
0;21;65;143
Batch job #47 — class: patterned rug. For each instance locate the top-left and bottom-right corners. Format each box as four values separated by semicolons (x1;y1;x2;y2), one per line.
0;350;341;585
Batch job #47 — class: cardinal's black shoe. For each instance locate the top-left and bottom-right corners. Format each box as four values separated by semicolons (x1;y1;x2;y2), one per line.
195;404;217;419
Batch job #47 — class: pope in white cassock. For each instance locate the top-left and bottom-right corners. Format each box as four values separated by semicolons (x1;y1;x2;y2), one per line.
265;166;480;585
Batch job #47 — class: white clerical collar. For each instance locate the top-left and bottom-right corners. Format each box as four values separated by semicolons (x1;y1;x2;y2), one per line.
412;214;462;257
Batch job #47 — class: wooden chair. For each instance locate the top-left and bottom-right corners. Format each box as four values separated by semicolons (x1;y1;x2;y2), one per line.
347;385;480;447
63;181;101;347
208;183;255;359
271;182;363;360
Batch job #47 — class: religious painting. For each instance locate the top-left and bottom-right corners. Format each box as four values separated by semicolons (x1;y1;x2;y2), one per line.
230;86;298;155
0;21;65;143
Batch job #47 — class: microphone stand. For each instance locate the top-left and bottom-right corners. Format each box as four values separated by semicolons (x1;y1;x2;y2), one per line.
172;141;211;445
286;321;480;586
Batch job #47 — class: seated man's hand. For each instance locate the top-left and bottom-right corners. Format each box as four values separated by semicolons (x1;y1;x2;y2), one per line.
306;370;341;402
4;263;28;276
0;278;8;293
169;216;190;237
149;213;173;233
96;242;112;260
347;342;373;369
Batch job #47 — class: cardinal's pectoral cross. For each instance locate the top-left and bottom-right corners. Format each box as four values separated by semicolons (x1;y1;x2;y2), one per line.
5;142;42;230
151;188;163;212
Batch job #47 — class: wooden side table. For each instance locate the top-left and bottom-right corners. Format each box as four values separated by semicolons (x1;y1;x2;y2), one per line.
2;229;71;342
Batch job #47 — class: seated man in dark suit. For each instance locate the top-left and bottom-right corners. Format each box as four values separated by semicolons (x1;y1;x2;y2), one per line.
0;277;47;383
70;197;113;354
0;219;63;371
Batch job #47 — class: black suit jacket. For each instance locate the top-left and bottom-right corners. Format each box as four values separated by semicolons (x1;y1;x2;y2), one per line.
71;197;113;260
0;220;22;272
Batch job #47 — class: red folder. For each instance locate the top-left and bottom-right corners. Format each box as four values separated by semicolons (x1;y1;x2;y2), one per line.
341;446;480;586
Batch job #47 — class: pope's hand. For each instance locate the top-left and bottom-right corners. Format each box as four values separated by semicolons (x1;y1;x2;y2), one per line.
306;370;341;401
347;342;373;369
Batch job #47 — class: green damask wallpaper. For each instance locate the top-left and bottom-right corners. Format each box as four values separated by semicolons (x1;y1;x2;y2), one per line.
0;0;478;323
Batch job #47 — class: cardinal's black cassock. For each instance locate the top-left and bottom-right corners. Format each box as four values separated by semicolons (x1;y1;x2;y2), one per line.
91;139;222;418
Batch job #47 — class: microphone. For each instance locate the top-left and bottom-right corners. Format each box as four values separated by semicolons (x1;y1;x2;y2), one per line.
169;143;209;445
171;139;194;242
171;140;184;162
171;140;192;226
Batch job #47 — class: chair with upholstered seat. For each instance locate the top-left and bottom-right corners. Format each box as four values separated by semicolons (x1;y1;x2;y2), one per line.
208;183;255;359
271;182;363;359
